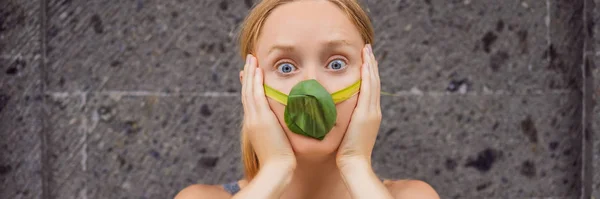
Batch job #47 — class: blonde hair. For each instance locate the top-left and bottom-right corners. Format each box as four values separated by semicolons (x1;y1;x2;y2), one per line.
238;0;375;180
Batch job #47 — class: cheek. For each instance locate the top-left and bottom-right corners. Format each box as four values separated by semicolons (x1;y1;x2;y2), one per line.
267;98;288;131
334;95;359;130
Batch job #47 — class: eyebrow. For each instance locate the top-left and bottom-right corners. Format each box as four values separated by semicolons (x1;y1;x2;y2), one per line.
323;39;352;47
268;44;295;54
267;39;353;54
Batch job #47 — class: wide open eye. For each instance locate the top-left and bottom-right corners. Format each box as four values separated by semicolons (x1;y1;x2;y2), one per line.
327;59;347;71
277;63;296;74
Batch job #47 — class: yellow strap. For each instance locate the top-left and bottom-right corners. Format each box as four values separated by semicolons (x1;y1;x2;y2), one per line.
330;80;361;104
263;80;364;105
264;84;289;105
381;91;395;96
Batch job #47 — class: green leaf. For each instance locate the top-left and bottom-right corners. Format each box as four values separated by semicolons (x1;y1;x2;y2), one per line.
266;80;362;105
284;80;337;140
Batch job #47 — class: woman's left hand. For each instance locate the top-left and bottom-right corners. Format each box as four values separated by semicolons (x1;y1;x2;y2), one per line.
335;44;392;199
336;44;382;168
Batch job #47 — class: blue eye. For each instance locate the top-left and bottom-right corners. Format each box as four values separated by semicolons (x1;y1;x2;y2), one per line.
277;63;296;74
327;59;347;70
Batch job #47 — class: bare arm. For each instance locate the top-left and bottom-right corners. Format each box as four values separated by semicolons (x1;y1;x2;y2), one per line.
174;184;231;199
387;180;440;199
339;158;394;199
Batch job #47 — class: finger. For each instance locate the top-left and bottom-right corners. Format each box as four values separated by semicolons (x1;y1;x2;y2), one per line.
367;45;378;111
369;44;381;88
371;46;381;110
369;45;382;115
358;46;371;111
241;55;250;112
244;55;256;114
253;61;270;113
371;45;381;95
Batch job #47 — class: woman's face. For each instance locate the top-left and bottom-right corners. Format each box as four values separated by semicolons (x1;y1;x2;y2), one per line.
253;1;365;158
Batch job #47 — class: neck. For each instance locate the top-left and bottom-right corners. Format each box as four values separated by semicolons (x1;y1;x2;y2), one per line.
281;153;350;199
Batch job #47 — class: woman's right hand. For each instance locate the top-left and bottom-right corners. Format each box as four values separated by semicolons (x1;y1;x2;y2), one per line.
241;54;296;170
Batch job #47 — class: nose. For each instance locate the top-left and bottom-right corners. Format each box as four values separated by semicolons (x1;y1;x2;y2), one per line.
299;62;333;93
302;62;319;81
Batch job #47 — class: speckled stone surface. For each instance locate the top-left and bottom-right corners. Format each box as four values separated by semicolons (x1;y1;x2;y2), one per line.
374;93;583;198
0;0;597;198
45;94;243;198
45;0;246;93
0;0;44;199
369;0;568;93
593;73;599;198
593;0;600;197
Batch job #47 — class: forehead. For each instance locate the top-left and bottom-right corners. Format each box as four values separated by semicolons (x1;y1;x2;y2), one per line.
256;1;364;51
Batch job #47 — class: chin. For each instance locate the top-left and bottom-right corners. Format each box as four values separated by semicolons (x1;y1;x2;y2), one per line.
267;96;357;161
285;125;346;159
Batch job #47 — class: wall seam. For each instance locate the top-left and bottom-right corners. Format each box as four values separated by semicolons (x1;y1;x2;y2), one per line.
38;0;51;198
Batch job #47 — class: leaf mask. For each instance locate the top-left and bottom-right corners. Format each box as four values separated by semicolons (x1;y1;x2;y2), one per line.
264;79;361;140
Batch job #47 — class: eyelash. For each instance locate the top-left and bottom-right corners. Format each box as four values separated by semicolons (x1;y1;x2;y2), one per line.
274;56;350;76
274;60;298;76
325;57;349;72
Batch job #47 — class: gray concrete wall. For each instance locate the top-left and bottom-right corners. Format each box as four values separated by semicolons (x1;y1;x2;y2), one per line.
0;0;596;198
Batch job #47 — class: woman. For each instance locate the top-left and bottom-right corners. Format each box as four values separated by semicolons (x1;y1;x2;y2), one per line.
176;0;439;198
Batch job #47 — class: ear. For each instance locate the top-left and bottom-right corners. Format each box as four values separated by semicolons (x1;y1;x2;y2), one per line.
239;70;244;84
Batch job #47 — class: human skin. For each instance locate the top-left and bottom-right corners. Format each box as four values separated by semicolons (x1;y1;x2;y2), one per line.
255;0;362;162
175;1;440;199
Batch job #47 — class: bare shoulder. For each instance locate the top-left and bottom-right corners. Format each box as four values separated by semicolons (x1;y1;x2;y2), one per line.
383;179;440;199
174;184;232;199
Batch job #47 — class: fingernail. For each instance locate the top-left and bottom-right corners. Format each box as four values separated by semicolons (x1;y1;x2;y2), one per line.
367;44;373;53
246;55;251;64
